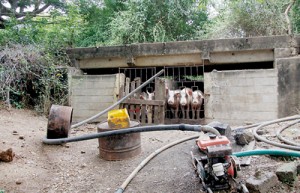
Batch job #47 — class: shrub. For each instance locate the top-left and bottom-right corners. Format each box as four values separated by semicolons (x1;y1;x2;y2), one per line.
0;44;68;114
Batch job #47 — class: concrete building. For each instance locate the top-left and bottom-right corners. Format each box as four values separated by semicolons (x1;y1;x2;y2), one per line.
66;35;300;125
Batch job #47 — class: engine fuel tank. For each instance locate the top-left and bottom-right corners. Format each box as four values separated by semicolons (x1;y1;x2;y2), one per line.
197;135;230;151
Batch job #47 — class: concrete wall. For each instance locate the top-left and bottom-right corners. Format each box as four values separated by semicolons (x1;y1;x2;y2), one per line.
66;35;299;69
69;74;125;123
204;69;278;125
276;57;300;117
66;35;300;125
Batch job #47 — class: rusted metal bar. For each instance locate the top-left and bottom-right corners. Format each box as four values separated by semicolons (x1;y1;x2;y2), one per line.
122;99;165;106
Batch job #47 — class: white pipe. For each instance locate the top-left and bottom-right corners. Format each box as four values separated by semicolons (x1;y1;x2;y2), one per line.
115;134;199;193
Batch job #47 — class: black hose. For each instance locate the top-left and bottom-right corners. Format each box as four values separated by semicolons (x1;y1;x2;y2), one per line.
42;124;220;145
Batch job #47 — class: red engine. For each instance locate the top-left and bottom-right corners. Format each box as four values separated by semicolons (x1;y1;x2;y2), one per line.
197;135;235;177
192;134;246;193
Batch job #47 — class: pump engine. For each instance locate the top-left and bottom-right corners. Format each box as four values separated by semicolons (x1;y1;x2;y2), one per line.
192;134;248;193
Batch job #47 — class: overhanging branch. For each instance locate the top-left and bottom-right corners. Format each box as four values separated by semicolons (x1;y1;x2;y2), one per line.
15;4;51;18
1;2;50;18
285;0;296;35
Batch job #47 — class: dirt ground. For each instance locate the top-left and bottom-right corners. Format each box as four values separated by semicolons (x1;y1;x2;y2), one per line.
0;108;299;193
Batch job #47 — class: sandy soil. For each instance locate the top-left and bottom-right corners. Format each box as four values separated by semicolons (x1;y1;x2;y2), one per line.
0;108;299;193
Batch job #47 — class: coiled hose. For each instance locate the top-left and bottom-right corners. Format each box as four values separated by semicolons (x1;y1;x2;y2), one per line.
276;119;300;146
42;124;220;145
253;115;300;151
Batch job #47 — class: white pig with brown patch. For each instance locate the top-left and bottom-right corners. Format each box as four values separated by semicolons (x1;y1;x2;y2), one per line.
180;88;193;119
191;90;204;119
140;91;155;123
166;88;181;119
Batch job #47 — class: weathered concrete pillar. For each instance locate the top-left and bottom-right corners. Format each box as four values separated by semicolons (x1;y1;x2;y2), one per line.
275;57;300;118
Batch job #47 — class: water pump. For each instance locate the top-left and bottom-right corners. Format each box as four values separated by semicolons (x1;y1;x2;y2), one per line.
192;134;249;193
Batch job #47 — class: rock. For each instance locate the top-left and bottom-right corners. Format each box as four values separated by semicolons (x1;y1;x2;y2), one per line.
256;129;264;135
70;131;77;134
276;162;298;186
81;151;85;154
12;131;18;135
64;144;70;148
246;171;278;193
0;148;15;162
81;163;87;168
19;135;24;140
254;170;261;178
207;121;231;137
16;181;22;185
25;160;35;165
234;128;254;145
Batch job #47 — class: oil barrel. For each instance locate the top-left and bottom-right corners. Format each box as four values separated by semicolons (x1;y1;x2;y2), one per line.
97;121;141;160
47;105;73;139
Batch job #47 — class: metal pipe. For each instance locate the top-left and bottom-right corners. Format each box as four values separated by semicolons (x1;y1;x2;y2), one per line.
71;69;165;128
42;124;220;145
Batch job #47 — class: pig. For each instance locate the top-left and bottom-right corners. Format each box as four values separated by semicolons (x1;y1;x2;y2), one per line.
166;88;181;119
191;90;204;119
140;91;155;123
180;88;192;119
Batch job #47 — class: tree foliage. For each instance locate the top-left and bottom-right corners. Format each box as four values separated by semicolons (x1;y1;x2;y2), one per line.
0;44;68;112
107;0;208;45
0;0;299;112
74;0;127;47
291;0;300;33
0;2;78;112
0;0;65;28
204;0;292;39
72;0;209;46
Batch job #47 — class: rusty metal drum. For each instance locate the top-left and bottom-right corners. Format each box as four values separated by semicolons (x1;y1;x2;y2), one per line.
97;121;141;160
47;105;73;139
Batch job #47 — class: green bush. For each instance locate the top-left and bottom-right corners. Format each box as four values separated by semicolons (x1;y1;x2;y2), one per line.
0;44;68;114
